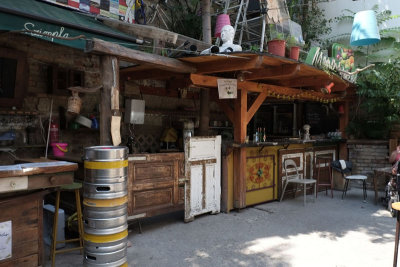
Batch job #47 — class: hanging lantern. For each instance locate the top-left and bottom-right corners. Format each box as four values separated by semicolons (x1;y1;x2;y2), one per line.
350;10;380;46
215;14;231;37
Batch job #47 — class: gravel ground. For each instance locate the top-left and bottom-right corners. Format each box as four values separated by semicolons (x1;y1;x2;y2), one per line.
47;188;397;267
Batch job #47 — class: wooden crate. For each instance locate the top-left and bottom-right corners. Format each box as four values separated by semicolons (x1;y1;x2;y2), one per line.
0;191;47;267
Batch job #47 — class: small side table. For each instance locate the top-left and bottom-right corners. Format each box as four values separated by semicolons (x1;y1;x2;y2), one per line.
315;155;333;198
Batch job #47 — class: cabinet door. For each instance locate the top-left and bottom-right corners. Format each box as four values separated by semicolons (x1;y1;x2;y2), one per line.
184;136;221;222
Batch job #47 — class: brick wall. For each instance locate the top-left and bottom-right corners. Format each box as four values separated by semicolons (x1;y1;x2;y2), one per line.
0;33;101;163
347;140;391;189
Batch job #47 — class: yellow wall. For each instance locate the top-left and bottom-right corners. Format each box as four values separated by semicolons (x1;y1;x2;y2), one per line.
226;143;314;211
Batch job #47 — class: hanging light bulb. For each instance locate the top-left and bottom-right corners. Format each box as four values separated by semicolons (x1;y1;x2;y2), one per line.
350;10;380;46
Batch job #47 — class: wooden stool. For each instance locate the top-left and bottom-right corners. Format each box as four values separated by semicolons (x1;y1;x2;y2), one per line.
315;155;333;198
393;202;400;267
50;182;84;267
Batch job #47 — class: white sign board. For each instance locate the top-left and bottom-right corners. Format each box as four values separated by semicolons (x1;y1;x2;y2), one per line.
0;221;11;260
217;79;237;99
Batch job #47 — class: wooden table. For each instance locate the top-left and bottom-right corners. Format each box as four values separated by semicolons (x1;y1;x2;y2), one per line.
0;160;77;267
373;166;393;205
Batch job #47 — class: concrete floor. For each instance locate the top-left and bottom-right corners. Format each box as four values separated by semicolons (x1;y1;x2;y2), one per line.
46;188;398;267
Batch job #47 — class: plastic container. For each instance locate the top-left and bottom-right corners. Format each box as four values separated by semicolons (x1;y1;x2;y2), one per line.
43;204;65;249
267;40;286;57
76;115;92;128
49;120;59;144
51;143;68;156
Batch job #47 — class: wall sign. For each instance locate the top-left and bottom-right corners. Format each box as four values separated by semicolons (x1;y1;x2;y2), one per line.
0;221;12;261
305;44;357;83
217;79;237;99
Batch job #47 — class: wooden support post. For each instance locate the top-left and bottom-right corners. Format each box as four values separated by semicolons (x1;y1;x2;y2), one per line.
199;88;210;136
233;88;247;209
339;101;349;159
100;55;115;145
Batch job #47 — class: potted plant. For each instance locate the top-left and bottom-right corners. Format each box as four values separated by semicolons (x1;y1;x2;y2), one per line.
286;35;301;60
267;24;286;57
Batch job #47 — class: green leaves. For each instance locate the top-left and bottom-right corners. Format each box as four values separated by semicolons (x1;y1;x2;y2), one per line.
348;60;400;139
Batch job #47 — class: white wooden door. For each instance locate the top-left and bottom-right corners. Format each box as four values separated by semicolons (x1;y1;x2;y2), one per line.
184;136;221;222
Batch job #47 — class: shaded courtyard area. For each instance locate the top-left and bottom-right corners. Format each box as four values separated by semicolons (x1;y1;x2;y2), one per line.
49;188;395;267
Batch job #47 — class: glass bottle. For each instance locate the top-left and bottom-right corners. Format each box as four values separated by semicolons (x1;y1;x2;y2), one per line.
263;128;266;142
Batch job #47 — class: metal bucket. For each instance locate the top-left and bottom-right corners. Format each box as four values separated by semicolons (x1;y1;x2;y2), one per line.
83;181;127;199
84;230;128;267
84;146;128;183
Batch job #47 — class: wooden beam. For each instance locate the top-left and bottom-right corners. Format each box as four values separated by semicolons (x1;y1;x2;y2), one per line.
246;91;268;124
102;19;178;44
277;76;349;92
243;64;300;80
67;85;102;94
100;55;114;145
195;56;263;74
100;17;210;50
121;68;182;80
234;88;247;143
190;74;343;102
86;38;196;73
233;88;247;209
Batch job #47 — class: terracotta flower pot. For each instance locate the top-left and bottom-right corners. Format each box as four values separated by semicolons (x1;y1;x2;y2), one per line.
267;39;286;57
289;46;300;60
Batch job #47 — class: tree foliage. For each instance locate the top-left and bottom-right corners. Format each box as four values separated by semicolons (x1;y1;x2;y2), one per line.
347;60;400;139
286;0;332;48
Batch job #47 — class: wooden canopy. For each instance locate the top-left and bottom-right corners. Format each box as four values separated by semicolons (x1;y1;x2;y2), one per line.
87;38;351;100
86;38;352;209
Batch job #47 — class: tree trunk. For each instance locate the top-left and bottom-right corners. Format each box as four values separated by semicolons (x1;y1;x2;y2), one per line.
201;0;212;44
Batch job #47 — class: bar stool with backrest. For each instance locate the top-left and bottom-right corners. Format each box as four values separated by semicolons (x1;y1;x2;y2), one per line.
331;160;368;202
50;182;84;267
315;155;333;198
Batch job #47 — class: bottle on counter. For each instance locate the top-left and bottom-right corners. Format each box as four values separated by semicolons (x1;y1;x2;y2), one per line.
49;119;59;144
263;128;266;142
254;128;259;142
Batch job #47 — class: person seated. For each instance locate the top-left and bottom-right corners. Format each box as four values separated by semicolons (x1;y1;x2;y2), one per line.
200;25;242;55
390;145;400;174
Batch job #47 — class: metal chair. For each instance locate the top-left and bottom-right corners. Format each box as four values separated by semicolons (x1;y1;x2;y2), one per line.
280;159;317;205
331;160;368;202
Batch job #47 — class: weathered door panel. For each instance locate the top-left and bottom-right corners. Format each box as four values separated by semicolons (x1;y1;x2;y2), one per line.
184;136;221;222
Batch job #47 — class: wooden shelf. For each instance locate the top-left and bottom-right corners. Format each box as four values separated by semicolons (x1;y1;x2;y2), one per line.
209;126;232;129
0;110;39;116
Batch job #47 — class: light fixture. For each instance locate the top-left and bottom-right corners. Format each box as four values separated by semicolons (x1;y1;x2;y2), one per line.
350;10;380;46
321;82;334;94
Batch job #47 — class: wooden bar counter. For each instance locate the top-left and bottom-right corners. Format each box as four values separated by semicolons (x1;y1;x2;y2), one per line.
0;160;77;267
222;138;343;212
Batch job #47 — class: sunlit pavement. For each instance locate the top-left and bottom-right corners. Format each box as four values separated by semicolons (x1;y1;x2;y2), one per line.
47;188;397;267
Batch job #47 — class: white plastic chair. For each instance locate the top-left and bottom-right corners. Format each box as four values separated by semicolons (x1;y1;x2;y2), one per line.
280;159;317;205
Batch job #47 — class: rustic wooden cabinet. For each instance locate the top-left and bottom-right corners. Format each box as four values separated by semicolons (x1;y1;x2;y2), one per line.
127;152;186;219
0;191;47;267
